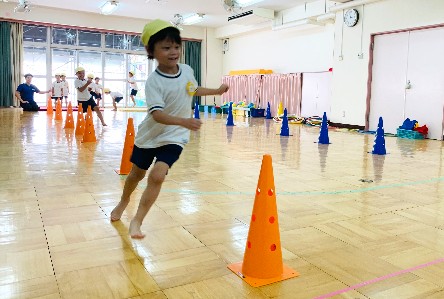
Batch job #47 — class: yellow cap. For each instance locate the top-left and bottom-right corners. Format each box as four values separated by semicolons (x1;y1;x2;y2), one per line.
55;73;61;76
103;88;110;93
87;73;94;79
141;19;173;46
75;67;85;73
60;72;66;77
129;70;135;75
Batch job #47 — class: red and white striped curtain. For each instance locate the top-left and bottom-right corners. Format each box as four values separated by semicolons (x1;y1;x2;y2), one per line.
221;73;302;116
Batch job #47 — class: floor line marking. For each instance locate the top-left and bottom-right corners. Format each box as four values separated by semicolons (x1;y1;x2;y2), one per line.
157;176;444;196
313;257;444;299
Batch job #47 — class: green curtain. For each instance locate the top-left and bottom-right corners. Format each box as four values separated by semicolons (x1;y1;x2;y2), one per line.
0;22;13;107
184;41;201;106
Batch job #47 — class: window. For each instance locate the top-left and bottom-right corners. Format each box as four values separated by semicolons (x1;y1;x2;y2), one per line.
104;53;125;79
105;33;129;50
78;30;101;47
52;27;77;45
78;51;102;77
52;49;76;76
23;25;47;43
24;47;47;75
130;35;145;52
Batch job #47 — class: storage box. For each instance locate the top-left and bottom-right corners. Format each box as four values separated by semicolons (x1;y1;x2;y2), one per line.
396;128;425;139
251;108;265;117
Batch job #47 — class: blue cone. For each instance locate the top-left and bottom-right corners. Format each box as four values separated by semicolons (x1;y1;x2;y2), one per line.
265;102;272;119
211;106;216;118
226;102;234;126
318;112;330;144
372;116;386;155
194;101;200;119
279;108;289;136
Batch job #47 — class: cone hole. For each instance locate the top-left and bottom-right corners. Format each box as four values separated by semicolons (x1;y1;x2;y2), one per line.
270;244;276;251
256;188;261;195
268;189;274;196
251;214;256;222
247;241;251;248
269;216;275;224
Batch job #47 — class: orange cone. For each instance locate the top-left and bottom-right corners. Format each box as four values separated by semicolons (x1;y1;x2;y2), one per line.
115;118;135;175
82;106;96;142
228;154;299;287
64;101;75;129
47;97;53;115
54;99;63;121
75;104;85;136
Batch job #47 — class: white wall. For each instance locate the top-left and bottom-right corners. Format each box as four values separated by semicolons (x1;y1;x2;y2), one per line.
0;2;224;104
222;25;334;74
331;0;444;125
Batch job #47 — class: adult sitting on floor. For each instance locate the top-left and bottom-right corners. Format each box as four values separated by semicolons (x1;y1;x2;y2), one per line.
15;73;50;111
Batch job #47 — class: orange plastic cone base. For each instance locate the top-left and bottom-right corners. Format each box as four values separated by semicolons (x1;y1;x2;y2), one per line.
227;262;298;287
54;99;63;121
75;104;85;136
82;106;96;142
47;98;53;115
115;118;135;175
227;154;299;287
64;101;75;129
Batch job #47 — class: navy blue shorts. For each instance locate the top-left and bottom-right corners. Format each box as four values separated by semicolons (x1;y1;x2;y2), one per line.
78;98;97;113
130;89;138;96
115;97;123;103
130;144;183;170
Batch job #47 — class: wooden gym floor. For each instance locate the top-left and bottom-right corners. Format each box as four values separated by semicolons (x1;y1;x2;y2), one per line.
1;108;444;299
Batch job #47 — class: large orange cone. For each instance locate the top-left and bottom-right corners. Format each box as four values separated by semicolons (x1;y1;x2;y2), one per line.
228;154;299;287
47;97;53;115
115;118;135;175
54;99;63;121
64;101;75;129
82;106;96;142
75;104;85;136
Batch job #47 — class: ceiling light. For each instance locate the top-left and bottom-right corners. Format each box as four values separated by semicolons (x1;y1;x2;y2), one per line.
182;13;205;25
100;1;119;15
236;0;264;6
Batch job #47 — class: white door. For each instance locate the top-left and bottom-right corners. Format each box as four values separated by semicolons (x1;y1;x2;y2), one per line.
301;72;332;117
404;27;444;140
369;32;409;134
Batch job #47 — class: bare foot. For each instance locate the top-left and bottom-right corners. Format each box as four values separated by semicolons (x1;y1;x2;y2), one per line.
102;123;107;126
129;219;145;239
111;109;117;111
110;201;127;222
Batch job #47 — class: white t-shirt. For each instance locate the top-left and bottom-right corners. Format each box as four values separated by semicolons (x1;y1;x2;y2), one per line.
94;83;103;94
61;80;69;96
110;91;123;99
52;81;64;97
135;64;198;149
128;77;138;90
74;79;92;101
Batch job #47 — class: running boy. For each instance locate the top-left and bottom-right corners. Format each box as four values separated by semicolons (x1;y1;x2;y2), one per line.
127;71;138;107
74;67;107;126
103;88;123;111
110;19;229;238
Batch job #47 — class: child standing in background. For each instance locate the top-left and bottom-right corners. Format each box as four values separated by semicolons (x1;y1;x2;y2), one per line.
60;73;69;107
51;73;64;106
127;71;138;107
94;77;103;107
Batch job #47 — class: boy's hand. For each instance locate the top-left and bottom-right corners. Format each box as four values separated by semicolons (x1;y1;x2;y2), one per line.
183;118;202;131
217;84;229;95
